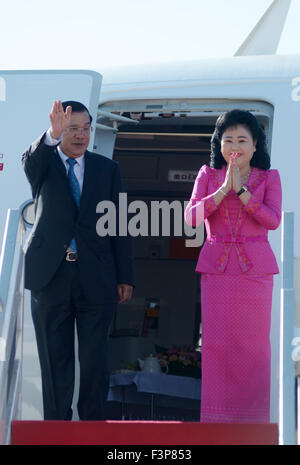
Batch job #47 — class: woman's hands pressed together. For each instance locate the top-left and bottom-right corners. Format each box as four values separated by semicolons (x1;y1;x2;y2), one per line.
214;158;251;206
231;159;243;193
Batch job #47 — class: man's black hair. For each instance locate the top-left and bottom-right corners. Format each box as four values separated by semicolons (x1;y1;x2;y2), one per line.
62;100;93;123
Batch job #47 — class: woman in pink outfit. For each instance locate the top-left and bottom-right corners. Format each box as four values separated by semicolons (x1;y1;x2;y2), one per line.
185;110;282;423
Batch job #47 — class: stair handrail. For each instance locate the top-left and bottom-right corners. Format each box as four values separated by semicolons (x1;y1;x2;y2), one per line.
0;200;34;445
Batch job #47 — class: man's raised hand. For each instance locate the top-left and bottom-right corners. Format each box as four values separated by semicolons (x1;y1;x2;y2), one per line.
49;100;72;140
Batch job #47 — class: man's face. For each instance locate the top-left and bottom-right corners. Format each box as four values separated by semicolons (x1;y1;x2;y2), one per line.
60;110;91;158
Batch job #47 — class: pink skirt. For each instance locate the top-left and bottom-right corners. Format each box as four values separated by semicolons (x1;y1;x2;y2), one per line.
200;273;273;423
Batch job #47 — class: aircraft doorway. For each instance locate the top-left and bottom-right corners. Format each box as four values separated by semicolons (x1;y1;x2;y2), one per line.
98;102;274;375
108;116;213;374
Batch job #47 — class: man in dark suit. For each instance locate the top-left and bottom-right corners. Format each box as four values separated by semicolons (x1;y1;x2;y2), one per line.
22;100;134;420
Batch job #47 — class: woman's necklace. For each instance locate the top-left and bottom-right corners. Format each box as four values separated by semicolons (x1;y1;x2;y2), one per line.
241;167;252;185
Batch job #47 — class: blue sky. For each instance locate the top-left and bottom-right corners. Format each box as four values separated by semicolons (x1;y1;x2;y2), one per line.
0;0;299;71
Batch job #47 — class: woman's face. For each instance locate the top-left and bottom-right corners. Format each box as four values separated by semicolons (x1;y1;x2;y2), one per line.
220;124;257;170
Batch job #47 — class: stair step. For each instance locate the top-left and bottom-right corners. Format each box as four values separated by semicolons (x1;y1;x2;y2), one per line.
11;420;278;445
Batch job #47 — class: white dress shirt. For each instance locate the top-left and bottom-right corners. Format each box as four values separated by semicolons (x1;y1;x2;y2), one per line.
45;129;85;193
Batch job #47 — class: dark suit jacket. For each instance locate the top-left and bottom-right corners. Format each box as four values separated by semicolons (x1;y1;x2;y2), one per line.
22;133;135;304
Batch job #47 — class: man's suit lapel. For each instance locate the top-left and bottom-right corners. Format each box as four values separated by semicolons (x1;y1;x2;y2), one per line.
53;147;68;178
79;152;97;219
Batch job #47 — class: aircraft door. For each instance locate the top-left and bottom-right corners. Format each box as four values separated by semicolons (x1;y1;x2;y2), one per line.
94;110;139;158
0;70;102;249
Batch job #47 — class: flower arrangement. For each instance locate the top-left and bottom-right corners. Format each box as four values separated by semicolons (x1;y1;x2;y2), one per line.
155;344;201;378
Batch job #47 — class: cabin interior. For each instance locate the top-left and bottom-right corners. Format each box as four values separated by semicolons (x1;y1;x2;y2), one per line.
109;114;212;368
94;107;272;420
100;110;269;364
105;112;211;419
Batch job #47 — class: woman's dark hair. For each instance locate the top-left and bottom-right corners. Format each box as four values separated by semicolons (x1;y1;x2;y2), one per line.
210;109;270;170
62;100;93;123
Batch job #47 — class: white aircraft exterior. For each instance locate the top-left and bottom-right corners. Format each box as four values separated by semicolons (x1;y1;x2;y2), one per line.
0;0;298;445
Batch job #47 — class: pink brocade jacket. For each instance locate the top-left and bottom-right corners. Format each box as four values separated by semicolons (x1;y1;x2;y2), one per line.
184;165;282;275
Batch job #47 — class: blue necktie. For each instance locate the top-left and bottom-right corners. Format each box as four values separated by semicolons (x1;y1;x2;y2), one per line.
67;158;81;252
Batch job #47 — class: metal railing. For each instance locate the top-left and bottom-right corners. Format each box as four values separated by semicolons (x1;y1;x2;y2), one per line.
280;211;296;445
0;200;33;445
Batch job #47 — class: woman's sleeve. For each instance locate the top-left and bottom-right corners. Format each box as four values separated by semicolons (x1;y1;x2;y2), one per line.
244;169;282;230
184;165;219;227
